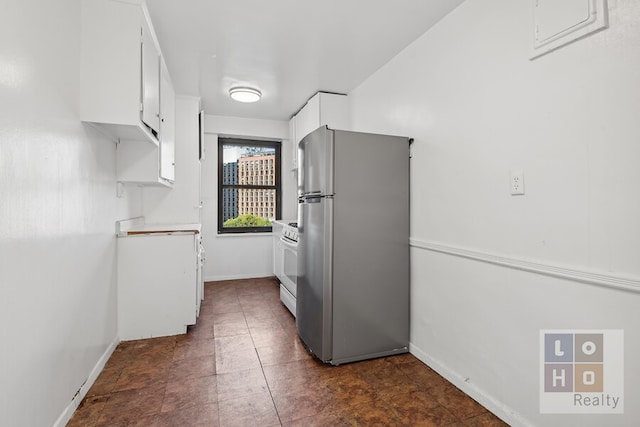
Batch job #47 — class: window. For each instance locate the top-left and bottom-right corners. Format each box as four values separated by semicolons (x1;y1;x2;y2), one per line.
218;137;281;233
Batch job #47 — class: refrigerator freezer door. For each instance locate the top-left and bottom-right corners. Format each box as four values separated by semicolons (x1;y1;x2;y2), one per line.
298;126;334;197
330;130;410;364
296;196;333;362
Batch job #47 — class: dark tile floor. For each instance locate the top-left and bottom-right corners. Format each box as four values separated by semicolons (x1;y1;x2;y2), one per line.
68;277;508;427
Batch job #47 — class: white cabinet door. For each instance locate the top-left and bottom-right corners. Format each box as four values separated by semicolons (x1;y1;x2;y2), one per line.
295;93;320;145
141;17;160;134
294;92;350;146
79;0;142;129
159;61;175;182
117;233;198;340
318;92;350;131
116;61;175;187
289;115;298;170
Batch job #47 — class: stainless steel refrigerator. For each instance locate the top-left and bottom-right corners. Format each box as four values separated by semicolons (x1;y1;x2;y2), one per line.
296;125;410;365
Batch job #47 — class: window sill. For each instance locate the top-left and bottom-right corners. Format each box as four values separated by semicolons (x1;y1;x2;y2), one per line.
216;232;274;238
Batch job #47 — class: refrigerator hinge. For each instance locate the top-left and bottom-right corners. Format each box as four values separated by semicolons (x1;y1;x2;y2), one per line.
409;138;414;159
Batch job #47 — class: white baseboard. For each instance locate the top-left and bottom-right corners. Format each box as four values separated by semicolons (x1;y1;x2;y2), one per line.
53;336;120;427
204;273;274;282
409;343;533;427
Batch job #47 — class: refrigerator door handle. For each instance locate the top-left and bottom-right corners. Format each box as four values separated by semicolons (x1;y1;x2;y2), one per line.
301;195;327;203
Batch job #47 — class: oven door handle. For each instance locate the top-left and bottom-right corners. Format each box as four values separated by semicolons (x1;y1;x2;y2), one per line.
280;236;298;248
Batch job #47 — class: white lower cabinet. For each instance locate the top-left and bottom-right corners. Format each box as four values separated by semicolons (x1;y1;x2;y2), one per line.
117;232;200;340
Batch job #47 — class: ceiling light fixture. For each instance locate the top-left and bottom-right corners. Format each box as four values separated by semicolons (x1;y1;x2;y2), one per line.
229;86;262;103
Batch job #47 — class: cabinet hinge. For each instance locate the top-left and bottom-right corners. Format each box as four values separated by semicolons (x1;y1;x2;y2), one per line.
140;102;144;112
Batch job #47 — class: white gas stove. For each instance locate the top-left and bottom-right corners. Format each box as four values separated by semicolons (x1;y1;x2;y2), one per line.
273;220;298;316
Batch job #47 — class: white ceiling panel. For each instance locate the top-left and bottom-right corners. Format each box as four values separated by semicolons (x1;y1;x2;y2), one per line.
146;0;466;120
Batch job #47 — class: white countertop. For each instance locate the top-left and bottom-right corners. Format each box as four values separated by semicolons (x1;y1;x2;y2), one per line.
116;217;201;237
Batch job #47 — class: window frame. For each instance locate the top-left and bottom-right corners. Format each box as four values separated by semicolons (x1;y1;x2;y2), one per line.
218;137;282;234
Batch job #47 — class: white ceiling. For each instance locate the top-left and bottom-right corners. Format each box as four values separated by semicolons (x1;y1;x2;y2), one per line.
146;0;465;121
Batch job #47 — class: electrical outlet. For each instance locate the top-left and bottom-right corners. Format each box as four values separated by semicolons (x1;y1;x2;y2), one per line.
510;170;525;195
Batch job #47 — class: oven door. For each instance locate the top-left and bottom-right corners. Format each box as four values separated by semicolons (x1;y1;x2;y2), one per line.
280;237;297;298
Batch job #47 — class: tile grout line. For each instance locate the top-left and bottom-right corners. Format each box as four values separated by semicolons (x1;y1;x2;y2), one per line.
257;347;284;426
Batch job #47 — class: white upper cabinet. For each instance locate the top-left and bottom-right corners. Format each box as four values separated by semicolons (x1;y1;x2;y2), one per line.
290;92;349;170
159;61;176;182
141;16;161;135
80;0;175;186
288;118;297;170
80;0;156;142
294;92;350;145
294;94;321;147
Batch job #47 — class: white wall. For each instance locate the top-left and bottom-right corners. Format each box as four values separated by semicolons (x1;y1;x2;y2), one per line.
0;0;140;425
349;0;640;426
202;115;294;281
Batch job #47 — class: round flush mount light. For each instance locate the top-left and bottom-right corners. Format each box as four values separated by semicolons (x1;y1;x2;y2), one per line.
229;86;262;103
